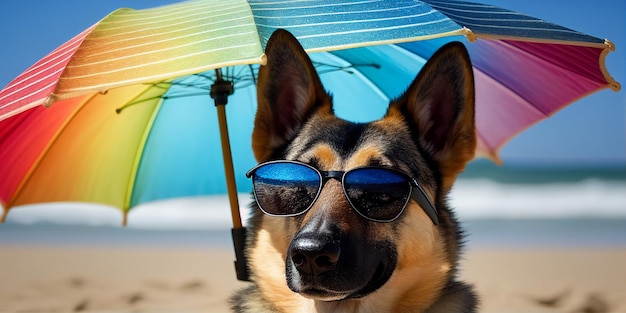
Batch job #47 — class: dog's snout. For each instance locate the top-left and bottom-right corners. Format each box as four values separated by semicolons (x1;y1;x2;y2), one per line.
290;236;341;275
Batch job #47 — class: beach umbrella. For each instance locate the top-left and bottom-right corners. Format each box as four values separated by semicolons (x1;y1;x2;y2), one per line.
0;0;619;280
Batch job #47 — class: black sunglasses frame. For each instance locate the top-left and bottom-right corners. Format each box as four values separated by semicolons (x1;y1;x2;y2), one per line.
246;160;438;225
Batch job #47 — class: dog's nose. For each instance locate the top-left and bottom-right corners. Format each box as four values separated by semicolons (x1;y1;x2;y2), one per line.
289;235;341;275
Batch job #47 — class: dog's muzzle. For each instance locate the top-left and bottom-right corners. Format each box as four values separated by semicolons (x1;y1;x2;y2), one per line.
286;219;397;301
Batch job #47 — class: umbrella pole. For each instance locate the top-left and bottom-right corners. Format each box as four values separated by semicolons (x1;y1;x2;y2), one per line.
211;69;250;282
1;205;8;223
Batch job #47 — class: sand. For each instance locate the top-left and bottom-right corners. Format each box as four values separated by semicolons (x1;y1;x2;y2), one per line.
0;245;624;313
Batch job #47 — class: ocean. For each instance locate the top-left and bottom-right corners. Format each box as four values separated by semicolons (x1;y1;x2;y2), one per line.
1;161;625;248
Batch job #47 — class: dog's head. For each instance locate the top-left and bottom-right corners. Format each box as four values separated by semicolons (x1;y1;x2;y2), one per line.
247;29;475;310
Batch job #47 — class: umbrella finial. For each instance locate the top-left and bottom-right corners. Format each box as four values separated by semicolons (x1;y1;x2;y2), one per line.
602;39;621;92
43;95;59;108
462;27;476;42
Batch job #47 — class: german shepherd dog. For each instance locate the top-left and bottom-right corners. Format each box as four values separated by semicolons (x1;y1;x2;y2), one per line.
232;29;478;312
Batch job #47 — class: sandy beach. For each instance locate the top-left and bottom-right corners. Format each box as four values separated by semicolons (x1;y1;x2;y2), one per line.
1;244;624;313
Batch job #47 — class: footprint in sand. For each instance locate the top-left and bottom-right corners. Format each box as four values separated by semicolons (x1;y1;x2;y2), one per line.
179;280;206;292
531;289;571;308
68;277;86;289
125;292;144;305
73;299;89;312
573;293;610;313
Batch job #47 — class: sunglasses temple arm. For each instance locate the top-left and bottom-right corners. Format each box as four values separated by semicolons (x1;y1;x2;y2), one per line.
411;184;439;225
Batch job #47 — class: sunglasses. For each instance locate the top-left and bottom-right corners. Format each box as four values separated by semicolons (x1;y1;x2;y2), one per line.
246;160;438;224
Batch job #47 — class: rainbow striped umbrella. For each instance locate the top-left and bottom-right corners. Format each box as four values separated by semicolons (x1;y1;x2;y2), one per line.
0;0;620;225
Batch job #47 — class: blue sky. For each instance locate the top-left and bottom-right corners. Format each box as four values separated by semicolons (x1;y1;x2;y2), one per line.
0;0;624;166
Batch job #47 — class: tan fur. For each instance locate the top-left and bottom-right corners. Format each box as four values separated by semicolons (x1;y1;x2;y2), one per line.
293;143;341;170
345;145;389;169
249;226;303;311
388;206;450;312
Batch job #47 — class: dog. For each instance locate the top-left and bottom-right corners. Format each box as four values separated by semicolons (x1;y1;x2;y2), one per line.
231;29;477;313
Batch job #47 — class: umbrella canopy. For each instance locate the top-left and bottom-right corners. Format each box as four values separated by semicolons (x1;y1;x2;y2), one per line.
0;0;620;223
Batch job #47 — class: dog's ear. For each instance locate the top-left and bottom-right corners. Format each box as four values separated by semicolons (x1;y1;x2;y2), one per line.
388;42;476;191
252;29;332;162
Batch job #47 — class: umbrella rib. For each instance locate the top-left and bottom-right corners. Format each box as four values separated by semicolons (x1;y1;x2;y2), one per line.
317;53;389;102
122;90;166;218
312;61;380;75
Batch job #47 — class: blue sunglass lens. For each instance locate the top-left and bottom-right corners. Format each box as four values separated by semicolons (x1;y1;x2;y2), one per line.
251;162;321;216
343;168;411;221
